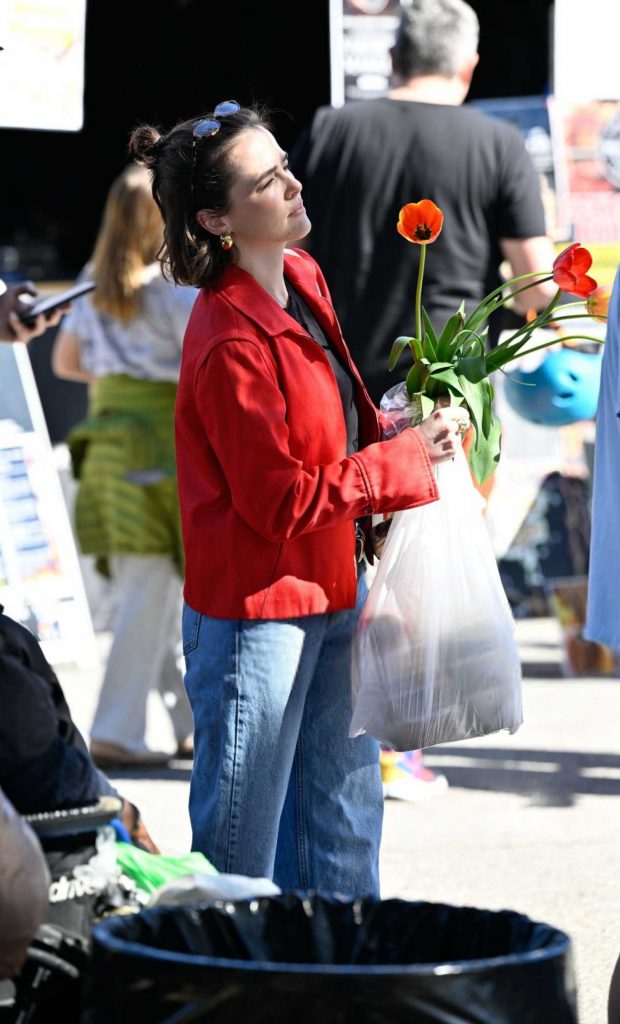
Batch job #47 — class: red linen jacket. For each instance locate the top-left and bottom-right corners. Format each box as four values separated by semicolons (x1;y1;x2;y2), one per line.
176;248;439;619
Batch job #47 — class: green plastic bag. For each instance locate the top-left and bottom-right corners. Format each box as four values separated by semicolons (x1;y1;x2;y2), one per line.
115;842;218;894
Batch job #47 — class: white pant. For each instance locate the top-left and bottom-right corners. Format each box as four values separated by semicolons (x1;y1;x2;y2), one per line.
90;555;194;753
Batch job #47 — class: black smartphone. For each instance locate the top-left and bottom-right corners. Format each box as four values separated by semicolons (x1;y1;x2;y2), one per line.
18;281;97;325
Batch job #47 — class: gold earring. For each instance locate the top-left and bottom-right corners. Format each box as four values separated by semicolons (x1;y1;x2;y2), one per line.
220;234;233;250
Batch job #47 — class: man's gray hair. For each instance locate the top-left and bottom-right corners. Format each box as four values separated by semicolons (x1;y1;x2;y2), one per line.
391;0;480;79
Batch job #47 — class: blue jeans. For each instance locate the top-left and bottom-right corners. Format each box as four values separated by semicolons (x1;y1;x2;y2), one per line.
182;569;382;897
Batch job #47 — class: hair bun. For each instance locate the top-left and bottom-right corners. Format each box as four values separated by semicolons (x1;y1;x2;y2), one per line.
128;125;163;167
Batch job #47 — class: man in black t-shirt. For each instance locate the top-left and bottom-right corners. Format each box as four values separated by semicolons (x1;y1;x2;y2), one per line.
291;0;557;405
291;0;558;801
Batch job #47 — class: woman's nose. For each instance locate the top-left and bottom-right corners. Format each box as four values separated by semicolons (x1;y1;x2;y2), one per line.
285;171;302;197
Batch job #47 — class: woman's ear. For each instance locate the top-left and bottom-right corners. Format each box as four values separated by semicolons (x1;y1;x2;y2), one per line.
196;209;228;235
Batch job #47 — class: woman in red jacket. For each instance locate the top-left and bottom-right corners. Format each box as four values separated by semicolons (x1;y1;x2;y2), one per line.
130;102;467;896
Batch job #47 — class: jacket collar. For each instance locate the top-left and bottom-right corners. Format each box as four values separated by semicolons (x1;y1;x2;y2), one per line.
213;249;339;342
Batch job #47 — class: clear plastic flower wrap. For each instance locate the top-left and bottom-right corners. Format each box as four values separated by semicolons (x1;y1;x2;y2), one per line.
350;443;523;751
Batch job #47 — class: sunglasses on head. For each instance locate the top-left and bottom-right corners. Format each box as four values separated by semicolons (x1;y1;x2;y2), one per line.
191;99;240;196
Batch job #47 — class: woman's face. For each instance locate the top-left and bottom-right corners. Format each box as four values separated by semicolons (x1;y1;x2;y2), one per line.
222;127;311;249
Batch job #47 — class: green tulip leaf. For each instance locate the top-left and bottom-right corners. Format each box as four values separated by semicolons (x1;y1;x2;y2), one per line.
485;339;528;372
480;378;494;438
431;367;466;397
455;374;487;438
411;337;424;361
422;309;438;360
467;412;502;485
406;391;435;425
460;335;485;358
455;354;487;383
464;295;503;334
420;393;435;419
436;310;466;360
406;361;429;396
388;336;412;371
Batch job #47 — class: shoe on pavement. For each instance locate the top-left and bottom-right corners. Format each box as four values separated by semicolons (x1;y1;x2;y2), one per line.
380;749;449;802
90;739;171;769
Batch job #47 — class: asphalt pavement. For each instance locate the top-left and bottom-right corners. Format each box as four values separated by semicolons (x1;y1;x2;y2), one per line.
57;613;620;1024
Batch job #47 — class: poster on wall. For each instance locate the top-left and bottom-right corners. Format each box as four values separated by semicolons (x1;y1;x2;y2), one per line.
330;0;401;107
553;99;620;282
0;343;98;667
0;0;87;131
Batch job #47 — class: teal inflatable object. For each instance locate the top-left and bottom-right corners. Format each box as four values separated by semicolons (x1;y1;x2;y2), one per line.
504;348;602;426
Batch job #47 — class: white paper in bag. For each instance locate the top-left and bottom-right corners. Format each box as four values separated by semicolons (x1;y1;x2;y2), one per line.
350;445;523;751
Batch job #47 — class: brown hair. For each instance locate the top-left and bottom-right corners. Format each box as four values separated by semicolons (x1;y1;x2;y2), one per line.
90;163;164;322
129;104;271;289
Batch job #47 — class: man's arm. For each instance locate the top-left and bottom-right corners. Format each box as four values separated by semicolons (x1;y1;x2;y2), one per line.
500;235;558;313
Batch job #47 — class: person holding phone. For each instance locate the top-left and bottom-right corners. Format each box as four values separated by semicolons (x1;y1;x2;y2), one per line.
52;163;198;769
0;279;69;342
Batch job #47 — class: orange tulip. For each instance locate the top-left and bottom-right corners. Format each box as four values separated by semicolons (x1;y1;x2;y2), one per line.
552;243;597;298
585;284;611;321
397;200;443;245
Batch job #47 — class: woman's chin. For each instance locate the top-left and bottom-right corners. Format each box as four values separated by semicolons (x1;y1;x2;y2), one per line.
289;215;312;243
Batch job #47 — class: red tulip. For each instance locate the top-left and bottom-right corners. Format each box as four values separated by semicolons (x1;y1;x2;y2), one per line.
397;200;443;245
552;243;597;298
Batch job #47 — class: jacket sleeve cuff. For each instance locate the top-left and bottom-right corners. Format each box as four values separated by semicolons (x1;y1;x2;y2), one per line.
350;427;439;514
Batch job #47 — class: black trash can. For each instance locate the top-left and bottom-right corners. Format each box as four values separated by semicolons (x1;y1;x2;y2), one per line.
84;893;577;1024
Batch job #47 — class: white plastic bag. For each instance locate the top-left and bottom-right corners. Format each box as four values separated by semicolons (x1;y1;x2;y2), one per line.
147;873;281;908
350;445;523;750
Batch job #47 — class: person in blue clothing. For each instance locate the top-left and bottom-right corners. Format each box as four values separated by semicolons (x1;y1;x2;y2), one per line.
585;268;620;651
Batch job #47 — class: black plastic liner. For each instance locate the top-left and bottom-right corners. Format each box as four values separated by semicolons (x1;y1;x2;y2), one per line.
84;893;577;1023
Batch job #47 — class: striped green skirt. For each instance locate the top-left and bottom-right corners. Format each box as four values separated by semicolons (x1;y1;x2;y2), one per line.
67;374;182;578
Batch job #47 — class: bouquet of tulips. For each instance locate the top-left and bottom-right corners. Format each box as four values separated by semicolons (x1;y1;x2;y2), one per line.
349;201;608;751
388;199;606;484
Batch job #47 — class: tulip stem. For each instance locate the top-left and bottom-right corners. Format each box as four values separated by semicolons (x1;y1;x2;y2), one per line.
503;313;604;346
415;246;426;347
497;276;557;313
491;333;604;370
510;334;604;359
495;299;597;354
465;272;553;325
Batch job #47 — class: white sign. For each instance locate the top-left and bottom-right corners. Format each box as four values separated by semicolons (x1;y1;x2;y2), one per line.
554;0;620;101
0;0;87;131
330;0;401;106
0;344;98;667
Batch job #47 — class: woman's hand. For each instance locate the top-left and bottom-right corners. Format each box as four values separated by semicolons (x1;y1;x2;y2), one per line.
413;406;470;464
121;799;160;854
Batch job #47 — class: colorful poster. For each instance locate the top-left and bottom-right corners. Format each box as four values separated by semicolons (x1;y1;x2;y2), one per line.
553;99;620;282
0;0;87;131
0;344;97;667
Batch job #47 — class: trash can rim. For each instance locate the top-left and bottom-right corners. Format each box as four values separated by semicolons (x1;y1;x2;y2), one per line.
91;920;570;978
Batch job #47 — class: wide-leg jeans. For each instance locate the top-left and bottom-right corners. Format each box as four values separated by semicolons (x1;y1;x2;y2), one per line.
182;569;383;897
